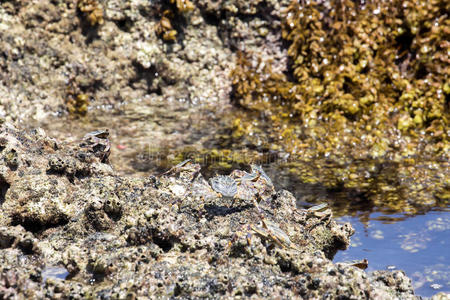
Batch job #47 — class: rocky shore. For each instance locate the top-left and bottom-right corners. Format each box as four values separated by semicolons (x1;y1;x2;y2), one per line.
0;122;419;298
0;0;447;298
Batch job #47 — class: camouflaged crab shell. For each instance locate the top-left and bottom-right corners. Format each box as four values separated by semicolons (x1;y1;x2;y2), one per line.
250;164;273;187
209;175;238;199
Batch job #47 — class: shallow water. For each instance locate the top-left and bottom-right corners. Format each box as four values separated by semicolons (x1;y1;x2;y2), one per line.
41;267;69;282
37;103;449;297
334;211;449;297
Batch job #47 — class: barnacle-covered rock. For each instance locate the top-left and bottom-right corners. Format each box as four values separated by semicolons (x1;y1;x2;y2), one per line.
0;225;38;254
0;123;421;298
3;174;73;232
85;197;113;231
0;123;115;232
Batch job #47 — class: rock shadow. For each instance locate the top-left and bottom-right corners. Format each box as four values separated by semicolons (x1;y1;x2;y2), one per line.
204;204;252;218
0;175;10;206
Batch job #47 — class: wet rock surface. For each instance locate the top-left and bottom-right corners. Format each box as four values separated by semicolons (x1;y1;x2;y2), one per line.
0;123;419;298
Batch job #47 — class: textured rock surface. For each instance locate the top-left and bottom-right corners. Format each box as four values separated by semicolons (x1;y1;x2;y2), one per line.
0;0;233;123
0;123;419;298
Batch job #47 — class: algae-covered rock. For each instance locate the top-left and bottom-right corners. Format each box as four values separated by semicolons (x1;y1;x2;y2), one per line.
230;0;449;157
0;123;420;298
226;0;449;218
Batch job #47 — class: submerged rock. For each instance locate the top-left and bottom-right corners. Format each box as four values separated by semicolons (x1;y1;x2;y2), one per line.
0;123;418;298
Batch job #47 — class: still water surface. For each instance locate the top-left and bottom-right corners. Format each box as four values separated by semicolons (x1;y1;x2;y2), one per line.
334;212;449;297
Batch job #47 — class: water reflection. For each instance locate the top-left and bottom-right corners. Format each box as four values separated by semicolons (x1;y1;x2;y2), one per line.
41;266;69;282
334;212;449;297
